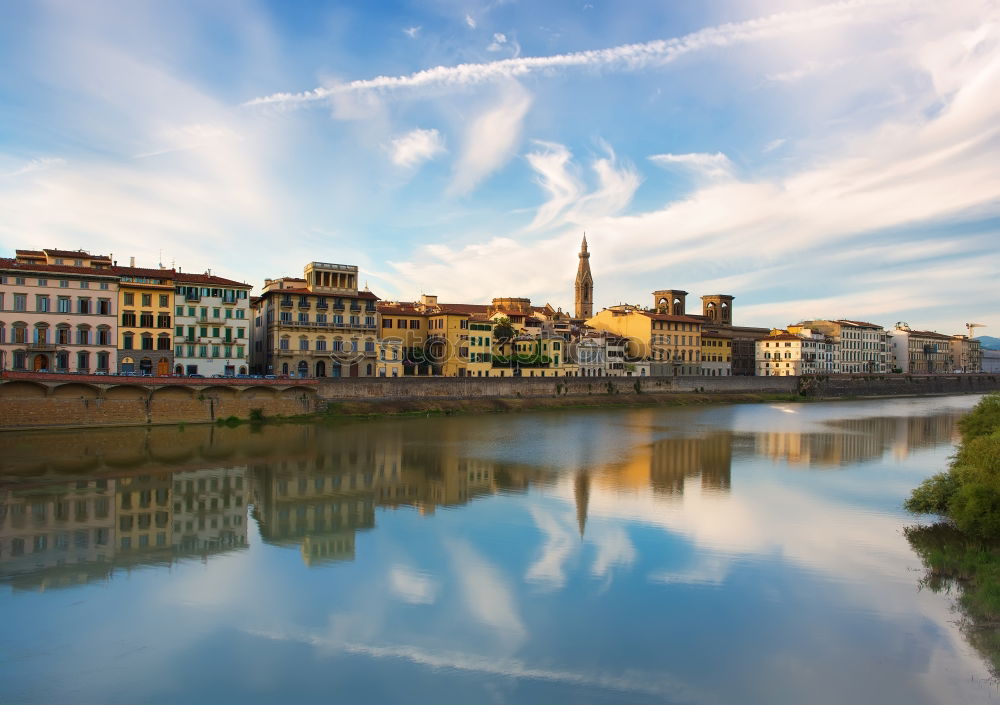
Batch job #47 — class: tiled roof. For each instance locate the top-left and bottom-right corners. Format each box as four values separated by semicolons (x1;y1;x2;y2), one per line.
0;257;119;277
45;248;111;260
263;287;379;300
834;319;883;328
113;265;176;279
765;334;803;341
435;303;488;315
377;302;425;314
176;272;251;287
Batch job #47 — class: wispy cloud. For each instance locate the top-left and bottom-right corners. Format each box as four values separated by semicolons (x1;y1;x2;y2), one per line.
388;128;446;168
449;81;532;195
388;565;439;604
403;26;421;39
465;13;477;29
649;152;734;181
245;0;906;107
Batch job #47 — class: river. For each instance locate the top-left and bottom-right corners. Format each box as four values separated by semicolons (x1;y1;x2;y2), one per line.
1;395;998;704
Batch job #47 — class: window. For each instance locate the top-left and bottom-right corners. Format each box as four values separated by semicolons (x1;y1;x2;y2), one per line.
36;295;50;312
14;276;25;285
100;282;109;290
79;280;89;289
315;339;327;351
121;311;136;327
59;279;69;288
212;345;220;357
139;312;153;328
122;332;134;349
159;294;168;307
98;298;111;315
157;334;170;350
299;338;308;351
280;311;291;322
279;337;289;350
410;319;420;329
213;308;220;318
237;327;245;338
77;297;91;314
123;292;134;305
77;351;90;370
141;333;153;350
199;345;208;357
13;293;26;311
58;296;71;313
76;327;90;345
37;278;47;287
141;293;152;307
235;309;245;319
157;313;171;328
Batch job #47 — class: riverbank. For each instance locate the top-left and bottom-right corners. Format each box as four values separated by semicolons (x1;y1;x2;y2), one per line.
905;393;1000;677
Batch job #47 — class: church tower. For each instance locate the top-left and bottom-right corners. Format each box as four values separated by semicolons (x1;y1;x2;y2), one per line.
574;234;594;319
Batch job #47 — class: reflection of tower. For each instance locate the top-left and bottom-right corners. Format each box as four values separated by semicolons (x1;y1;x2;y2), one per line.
575;234;594;319
575;471;590;538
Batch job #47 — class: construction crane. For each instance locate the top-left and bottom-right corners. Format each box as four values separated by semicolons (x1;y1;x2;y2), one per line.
967;323;986;338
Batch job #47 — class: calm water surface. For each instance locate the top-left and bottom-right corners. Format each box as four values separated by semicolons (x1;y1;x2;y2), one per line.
2;396;998;704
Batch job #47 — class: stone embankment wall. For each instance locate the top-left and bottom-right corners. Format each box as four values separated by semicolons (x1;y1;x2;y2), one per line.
799;373;1000;398
0;373;318;429
314;374;798;402
2;372;999;430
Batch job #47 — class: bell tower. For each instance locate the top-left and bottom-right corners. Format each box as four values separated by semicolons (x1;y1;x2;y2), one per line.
574;234;594;319
701;294;734;326
652;289;688;316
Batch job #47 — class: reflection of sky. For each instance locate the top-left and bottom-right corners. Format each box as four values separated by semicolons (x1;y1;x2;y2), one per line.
2;396;997;705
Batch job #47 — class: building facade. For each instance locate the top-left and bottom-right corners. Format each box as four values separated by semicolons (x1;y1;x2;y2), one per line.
798;320;889;373
1;251;118;373
251;262;380;377
756;330;838;376
174;273;252;376
700;332;732;376
117;266;175;375
890;326;953;373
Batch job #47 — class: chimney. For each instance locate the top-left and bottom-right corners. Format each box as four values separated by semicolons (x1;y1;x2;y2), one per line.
129;256;135;267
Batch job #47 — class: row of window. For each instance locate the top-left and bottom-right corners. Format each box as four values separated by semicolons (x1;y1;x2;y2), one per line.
1;293;113;314
175;345;245;359
653;335;700;346
1;276;111;289
8;350;110;371
0;322;113;345
175;305;246;320
382;318;423;329
277;312;376;327
123;292;169;308
121;312;171;328
122;332;172;351
176;325;246;340
277;338;376;352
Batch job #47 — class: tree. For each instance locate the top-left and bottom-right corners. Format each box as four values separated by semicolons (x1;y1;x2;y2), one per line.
492;316;516;355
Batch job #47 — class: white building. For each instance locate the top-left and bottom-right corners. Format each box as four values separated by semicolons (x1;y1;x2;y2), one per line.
798;320;889;373
983;349;1000;373
575;332;628;376
174;273;252;376
756;330;838;376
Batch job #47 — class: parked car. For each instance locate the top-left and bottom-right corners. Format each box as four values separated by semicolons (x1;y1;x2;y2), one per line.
188;373;205;378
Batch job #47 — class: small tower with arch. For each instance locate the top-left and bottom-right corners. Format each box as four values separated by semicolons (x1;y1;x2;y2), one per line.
701;295;734;326
652;289;688;316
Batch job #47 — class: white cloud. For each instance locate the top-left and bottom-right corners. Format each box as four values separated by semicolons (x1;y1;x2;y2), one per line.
487;32;507;52
1;157;67;178
246;0;909;107
388;565;439;604
762;138;787;153
648;152;735;181
525;506;576;590
388;128;446;168
465;13;477;29
403;26;421;39
448;81;532;195
447;539;526;645
526;141;639;231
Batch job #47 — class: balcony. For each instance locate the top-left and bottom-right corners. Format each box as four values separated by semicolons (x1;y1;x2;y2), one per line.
184;294;201;302
280;299;293;308
27;342;57;351
298;302;311;309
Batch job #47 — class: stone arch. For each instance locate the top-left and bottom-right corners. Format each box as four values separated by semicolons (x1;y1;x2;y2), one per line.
0;381;48;398
315;360;326;377
32;354;49;371
297;360;308;377
150;386;195;401
104;385;147;400
241;386;278;400
51;382;100;398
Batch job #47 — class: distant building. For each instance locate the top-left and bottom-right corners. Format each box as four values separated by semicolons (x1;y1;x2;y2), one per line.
574;234;593;320
890;325;954;373
983;349;1000;374
700;332;732;376
756;329;837;376
949;335;982;373
798;320;889;373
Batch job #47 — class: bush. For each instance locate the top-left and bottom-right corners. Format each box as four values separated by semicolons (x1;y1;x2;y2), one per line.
249;408;265;423
959;394;1000;442
904;471;959;515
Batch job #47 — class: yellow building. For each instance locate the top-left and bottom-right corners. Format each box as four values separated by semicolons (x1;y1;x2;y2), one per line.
116;266;175;375
701;332;732;376
376;338;404;377
587;304;703;376
466;320;494;377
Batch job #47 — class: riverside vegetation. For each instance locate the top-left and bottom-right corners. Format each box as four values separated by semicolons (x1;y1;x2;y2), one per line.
905;393;1000;676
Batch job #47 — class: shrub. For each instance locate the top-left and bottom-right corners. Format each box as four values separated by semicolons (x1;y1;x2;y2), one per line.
249;408;265;423
904;471;959;515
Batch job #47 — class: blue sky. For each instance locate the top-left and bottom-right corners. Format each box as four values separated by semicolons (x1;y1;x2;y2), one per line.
1;0;998;333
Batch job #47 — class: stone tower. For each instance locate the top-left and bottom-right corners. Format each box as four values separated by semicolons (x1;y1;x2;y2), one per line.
652;289;688;316
574;234;594;319
701;294;734;326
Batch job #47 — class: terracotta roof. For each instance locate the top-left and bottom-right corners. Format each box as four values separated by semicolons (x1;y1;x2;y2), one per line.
113;265;176;279
377;302;426;314
46;248;111;260
0;257;119;278
175;272;251;287
905;329;955;340
263;287;379;300
764;334;803;341
834;319;883;328
435;303;487;315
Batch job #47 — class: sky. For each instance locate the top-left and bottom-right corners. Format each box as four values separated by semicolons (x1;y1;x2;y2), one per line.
1;0;998;334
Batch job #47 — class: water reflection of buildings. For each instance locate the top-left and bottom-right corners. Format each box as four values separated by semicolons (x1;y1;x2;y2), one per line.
0;466;249;591
753;414;963;468
250;428;499;566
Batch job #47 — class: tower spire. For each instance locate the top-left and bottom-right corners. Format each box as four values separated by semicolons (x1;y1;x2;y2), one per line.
574;232;594;319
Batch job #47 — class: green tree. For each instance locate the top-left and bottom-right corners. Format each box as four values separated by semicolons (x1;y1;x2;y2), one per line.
492;316;516;355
